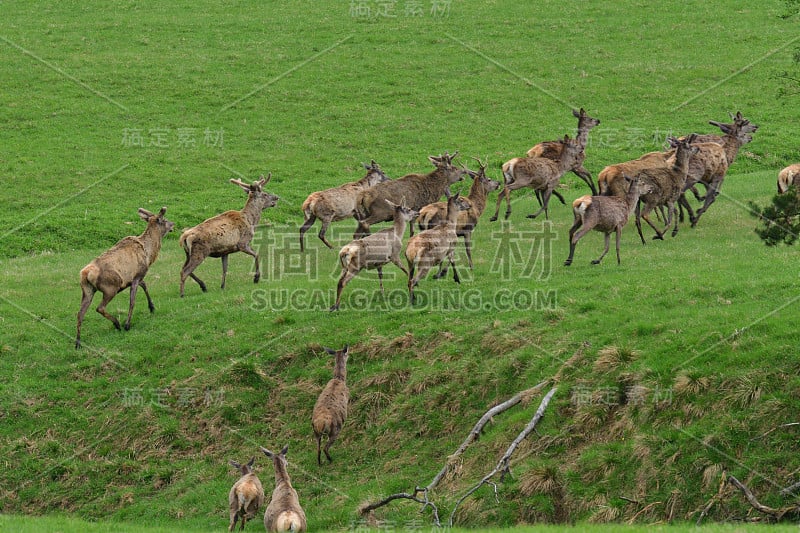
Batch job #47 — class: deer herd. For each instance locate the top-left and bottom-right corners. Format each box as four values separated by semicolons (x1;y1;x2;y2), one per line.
72;108;797;530
76;109;774;346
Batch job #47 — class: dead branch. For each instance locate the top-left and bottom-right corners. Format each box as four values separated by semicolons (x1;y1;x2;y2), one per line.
358;488;441;526
695;471;728;525
626;501;662;524
448;387;557;526
727;475;800;521
780;480;800;497
358;381;549;523
750;422;799;441
427;380;549;490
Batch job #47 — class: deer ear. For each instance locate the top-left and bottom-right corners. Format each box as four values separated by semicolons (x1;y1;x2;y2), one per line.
260;446;273;458
280;445;289;456
247;457;255;468
342;344;349;354
229;460;241;469
138;208;154;220
323;346;336;355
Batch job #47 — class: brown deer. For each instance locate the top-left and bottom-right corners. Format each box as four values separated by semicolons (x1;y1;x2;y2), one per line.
675;114;757;227
491;135;582;221
417;158;500;268
634;135;699;241
179;176;279;297
331;201;418;311
260;446;307;533
527;108;600;194
311;345;350;465
405;192;470;303
75;207;174;349
778;163;800;194
299;161;390;251
564;175;651;266
228;457;265;532
353;152;467;238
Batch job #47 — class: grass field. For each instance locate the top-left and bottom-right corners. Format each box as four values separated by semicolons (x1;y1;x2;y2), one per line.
2;1;800;531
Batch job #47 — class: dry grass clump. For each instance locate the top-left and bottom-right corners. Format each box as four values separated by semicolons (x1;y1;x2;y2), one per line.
593;345;639;373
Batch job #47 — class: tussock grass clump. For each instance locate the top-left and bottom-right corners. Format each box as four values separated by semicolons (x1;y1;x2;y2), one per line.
593;345;639;373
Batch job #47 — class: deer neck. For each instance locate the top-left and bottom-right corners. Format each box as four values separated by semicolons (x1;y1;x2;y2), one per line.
333;357;347;382
468;179;487;212
720;133;742;164
241;196;264;229
671;147;693;177
392;215;409;237
140;223;164;263
445;202;461;226
273;458;291;486
575;126;592;149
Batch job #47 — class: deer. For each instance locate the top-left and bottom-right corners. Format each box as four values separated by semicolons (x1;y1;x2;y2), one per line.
491;135;582;221
179;175;279;297
331;201;418;311
352;152;467;239
405;192;471;304
311;345;350;465
260;446;307;533
228;457;265;532
675;114;757;227
633;135;699;241
299;161;390;251
75;207;174;349
416;158;500;268
778;163;800;194
526;107;601;195
564;175;652;266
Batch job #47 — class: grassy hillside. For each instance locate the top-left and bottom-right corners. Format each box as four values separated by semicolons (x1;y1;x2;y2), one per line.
1;1;799;530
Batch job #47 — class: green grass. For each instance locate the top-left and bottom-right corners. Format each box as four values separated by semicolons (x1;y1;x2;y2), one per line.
2;0;800;531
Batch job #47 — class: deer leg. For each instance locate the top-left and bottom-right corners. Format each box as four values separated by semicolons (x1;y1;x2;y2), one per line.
552;189;566;205
463;233;473;269
449;252;460;284
574;166;597;195
377;266;384;294
641;212;665;240
389;254;409;277
140;280;155;313
691;183;706;202
299;214;317;252
318;219;334;249
95;289;121;331
592;232;611;265
124;280;140;331
527;189;550;219
220;254;229;289
692;179;721;227
180;252;207;297
635;202;647;245
315;432;323;465
75;284;96;349
614;227;622;264
563;217;583;266
331;268;358;311
242;244;261;284
504;187;513;219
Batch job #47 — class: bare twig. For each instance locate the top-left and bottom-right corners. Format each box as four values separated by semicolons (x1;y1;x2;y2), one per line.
780;480;800;497
727;475;800;521
750;422;800;441
626;501;662;524
696;471;728;525
448;387;557;526
359;381;549;523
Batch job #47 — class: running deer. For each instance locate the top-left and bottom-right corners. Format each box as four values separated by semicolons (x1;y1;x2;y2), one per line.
491;135;582;221
564;175;651;266
299;161;390;251
75;207;174;349
179;176;279;297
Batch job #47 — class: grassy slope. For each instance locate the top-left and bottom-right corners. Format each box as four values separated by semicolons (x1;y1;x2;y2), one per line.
1;0;799;530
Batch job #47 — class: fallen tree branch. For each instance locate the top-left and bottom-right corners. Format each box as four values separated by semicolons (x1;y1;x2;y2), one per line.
750;422;799;441
727;475;800;521
696;471;728;525
780;480;800;497
448;386;557;526
358;381;549;523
